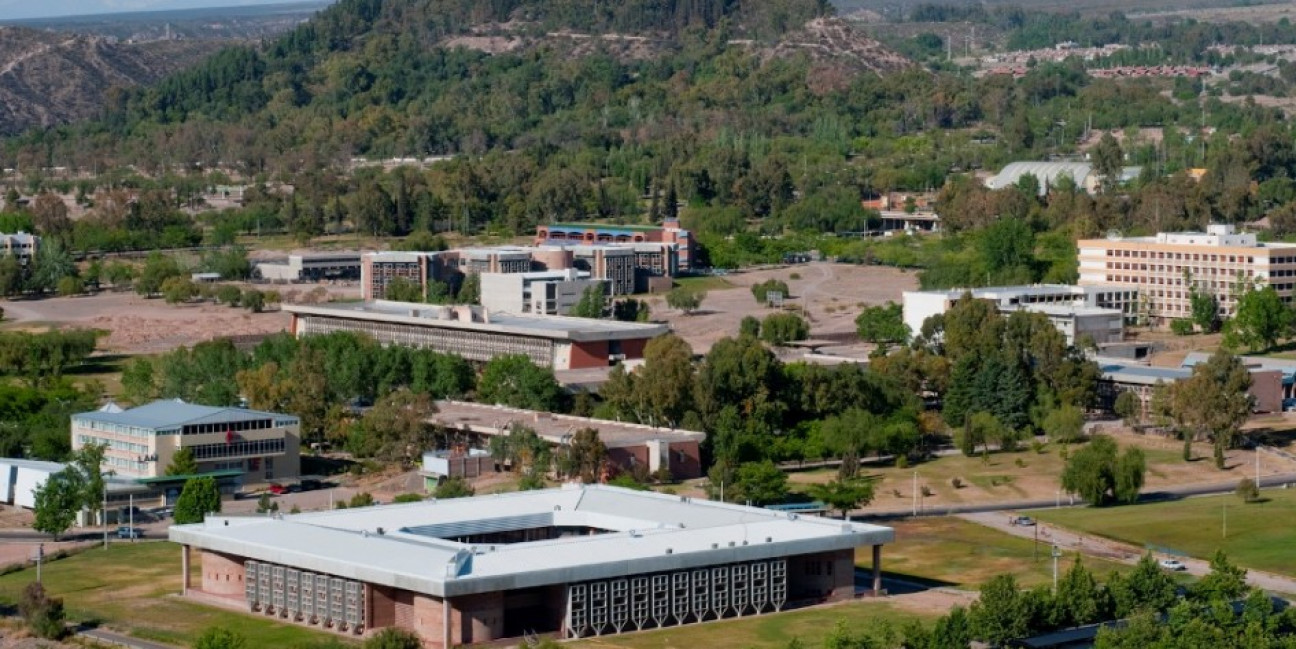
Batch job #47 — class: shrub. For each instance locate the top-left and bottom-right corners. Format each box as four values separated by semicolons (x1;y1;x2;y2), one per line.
194;627;246;649
393;493;424;503
1015;458;1027;468
1170;318;1195;335
789;272;801;280
1030;440;1046;454
921;485;933;497
19;582;65;640
950;477;964;489
895;455;909;468
751;279;789;304
348;492;375;508
364;628;422;649
1236;477;1260;503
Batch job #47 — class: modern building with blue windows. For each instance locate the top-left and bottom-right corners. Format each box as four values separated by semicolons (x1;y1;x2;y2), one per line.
71;400;300;486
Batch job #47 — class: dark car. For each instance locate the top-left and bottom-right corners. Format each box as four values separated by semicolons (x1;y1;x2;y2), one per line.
300;479;322;491
116;526;144;539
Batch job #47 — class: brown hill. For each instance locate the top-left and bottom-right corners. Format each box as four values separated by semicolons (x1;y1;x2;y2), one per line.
0;27;222;136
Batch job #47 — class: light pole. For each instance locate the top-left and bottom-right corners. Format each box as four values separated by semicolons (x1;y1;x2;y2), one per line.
1051;545;1062;592
912;471;917;517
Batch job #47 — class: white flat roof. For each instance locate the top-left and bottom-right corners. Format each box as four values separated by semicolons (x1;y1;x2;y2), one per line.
285;301;669;342
432;400;704;448
170;484;892;597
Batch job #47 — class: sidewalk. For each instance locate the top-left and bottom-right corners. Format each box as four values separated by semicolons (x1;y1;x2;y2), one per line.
958;511;1296;596
79;627;180;649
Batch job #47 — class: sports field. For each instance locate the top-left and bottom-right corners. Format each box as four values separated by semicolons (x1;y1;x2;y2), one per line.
1033;489;1296;576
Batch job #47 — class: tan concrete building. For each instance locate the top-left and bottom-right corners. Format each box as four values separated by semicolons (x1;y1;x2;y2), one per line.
1078;224;1296;325
71;401;301;485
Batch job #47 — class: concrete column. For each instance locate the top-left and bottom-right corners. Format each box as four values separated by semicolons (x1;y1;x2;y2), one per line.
871;545;882;596
181;544;191;596
442;595;451;649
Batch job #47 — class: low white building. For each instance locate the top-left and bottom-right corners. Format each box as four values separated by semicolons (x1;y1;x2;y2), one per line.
479;269;607;316
902;284;1135;345
0;458;63;509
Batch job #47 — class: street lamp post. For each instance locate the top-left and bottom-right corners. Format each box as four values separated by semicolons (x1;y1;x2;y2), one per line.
1051;545;1062;592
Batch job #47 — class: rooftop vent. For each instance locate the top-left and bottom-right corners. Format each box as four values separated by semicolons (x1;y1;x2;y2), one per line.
711;543;718;549
765;537;773;543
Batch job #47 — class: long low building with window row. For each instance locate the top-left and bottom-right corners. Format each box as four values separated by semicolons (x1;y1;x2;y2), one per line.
284;301;669;370
170;484;893;647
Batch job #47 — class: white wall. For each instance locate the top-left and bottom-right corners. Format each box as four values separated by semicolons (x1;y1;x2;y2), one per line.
901;291;950;339
479;274;525;313
14;466;58;509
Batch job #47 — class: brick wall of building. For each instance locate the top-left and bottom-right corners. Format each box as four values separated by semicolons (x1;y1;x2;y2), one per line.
200;551;247;597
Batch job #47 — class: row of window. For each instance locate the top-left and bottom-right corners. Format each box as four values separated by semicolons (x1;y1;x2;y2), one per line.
180;419;292;436
189;437;286;460
77;420;152;438
77;435;148;456
1105;249;1259;264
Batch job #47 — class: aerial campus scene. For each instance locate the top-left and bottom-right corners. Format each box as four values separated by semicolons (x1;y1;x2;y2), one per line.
1;0;1296;648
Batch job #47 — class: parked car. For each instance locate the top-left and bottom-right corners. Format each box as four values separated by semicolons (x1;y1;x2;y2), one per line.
1159;559;1187;571
300;479;322;491
286;483;303;494
116;526;144;539
268;483;286;495
1014;516;1036;527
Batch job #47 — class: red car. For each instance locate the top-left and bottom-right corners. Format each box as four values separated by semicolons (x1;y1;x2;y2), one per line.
268;483;286;495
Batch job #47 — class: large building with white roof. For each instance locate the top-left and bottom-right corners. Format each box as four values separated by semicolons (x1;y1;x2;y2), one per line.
284;301;668;370
170;484;893;647
902;284;1135;345
70;400;301;485
1078;224;1296;324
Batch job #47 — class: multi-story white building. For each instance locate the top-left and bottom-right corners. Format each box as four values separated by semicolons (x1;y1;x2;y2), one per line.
901;284;1135;345
478;270;607;316
71;400;301;485
1078;224;1296;324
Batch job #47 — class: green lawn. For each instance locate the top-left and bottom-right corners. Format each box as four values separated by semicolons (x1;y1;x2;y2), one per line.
569;600;929;649
671;275;734;292
876;517;1131;589
1033;489;1296;577
0;542;355;648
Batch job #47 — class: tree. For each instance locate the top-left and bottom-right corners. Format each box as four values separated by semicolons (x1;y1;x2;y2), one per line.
1091;133;1125;192
969;574;1029;646
807;478;874;519
364;628;422;649
1055;560;1113;627
732;460;787;506
570;284;608;318
457;272;480;304
174;476;222;524
1169;348;1253;469
32;471;81;539
242;289;265;313
1113;390;1140;427
1060;435;1145;506
761;312;809;345
384;276;423;302
55;275;84;297
750;279;789;304
1191;550;1249;603
1106;553;1178;617
121;357;157;404
1189;288;1221;333
161;276;198;304
666;287;704;314
1041;404;1085;443
477;354;563;411
739;315;761;338
1225;285;1293;353
166;448;198;476
194;627;246;649
135;251;182;297
350;389;438;464
565;427;606;483
216;284;242;306
855;302;908;344
1235;477;1260;502
434;477;475;499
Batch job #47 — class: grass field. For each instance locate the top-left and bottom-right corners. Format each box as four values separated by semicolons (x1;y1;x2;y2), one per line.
671;275;735;292
569;600;929;649
877;517;1130;589
1033;489;1296;577
0;542;355;648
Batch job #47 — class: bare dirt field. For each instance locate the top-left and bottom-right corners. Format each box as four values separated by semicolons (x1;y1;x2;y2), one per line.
0;283;360;355
652;263;918;354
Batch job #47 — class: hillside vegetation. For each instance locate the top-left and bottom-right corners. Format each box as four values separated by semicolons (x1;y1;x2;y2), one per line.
0;27;221;136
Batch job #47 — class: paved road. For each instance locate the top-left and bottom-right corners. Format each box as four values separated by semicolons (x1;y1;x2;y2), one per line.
959;511;1296;596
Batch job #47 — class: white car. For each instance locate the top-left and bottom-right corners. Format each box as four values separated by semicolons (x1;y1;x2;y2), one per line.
1159;559;1187;571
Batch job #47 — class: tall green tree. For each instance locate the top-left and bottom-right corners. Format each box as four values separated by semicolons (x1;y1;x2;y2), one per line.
1060;435;1146;506
570;284;608;318
174;476;222;524
1169;349;1253;469
32;471;81;539
477;354;563;411
855;302;908;344
1224;285;1293;353
166;448;198;476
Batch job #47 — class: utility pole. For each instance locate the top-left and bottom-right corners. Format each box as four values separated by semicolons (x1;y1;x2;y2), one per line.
911;471;917;517
1051;545;1062;592
102;480;108;551
129;494;134;543
1222;497;1227;539
36;543;43;584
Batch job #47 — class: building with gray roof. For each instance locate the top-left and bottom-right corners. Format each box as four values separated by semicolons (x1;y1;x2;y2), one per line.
285;301;668;370
986;162;1141;196
171;484;893;647
71;400;300;486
